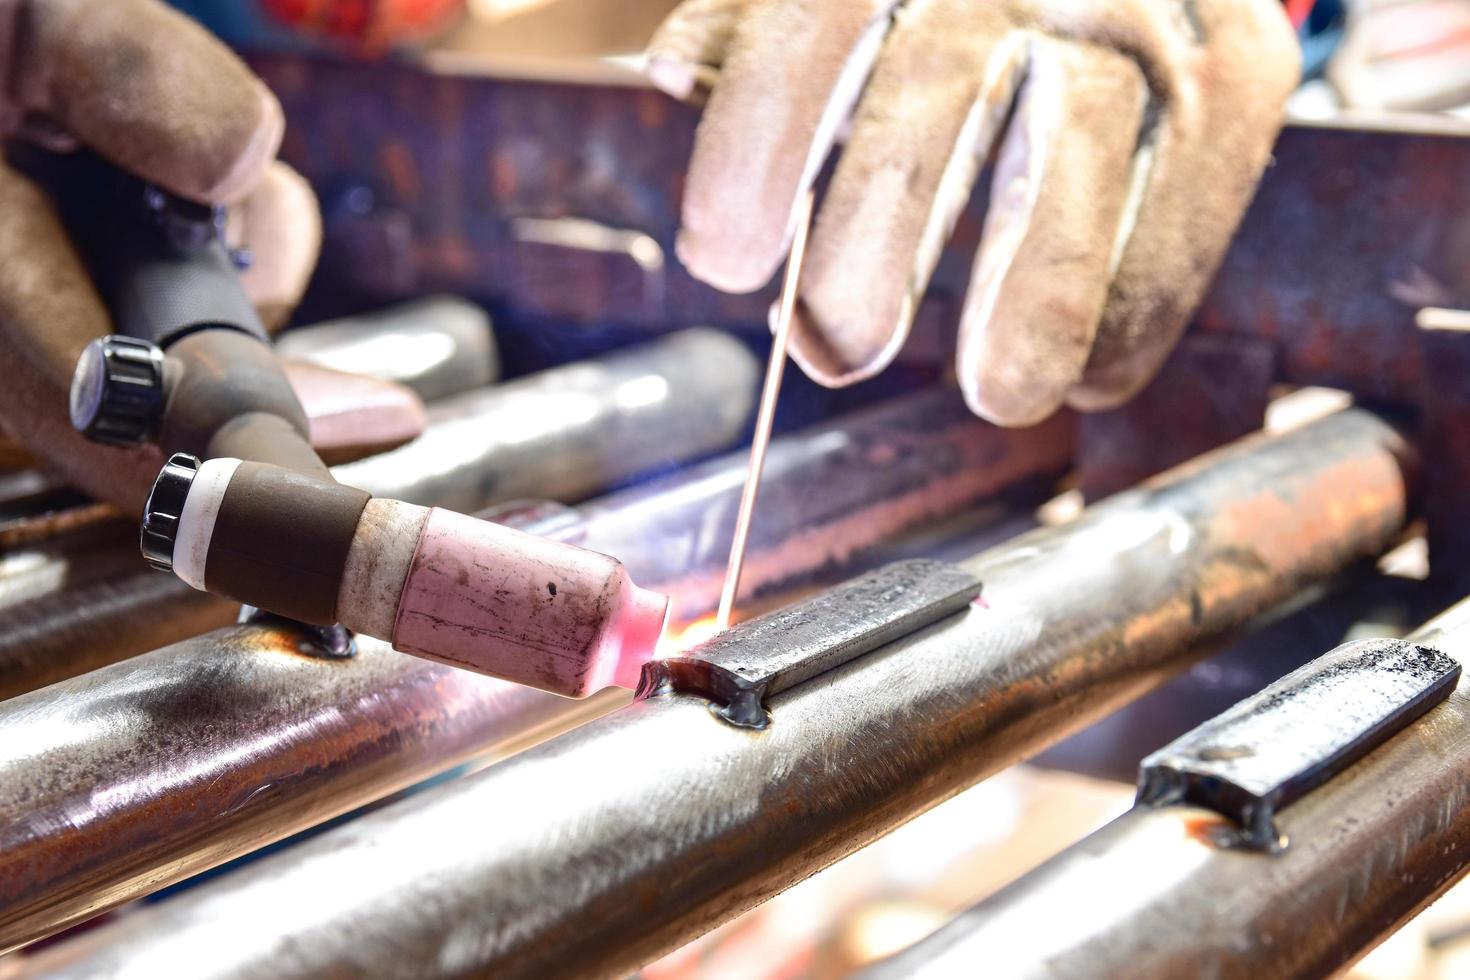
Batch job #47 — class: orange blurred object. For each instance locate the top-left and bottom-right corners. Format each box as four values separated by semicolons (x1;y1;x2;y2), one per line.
261;0;465;51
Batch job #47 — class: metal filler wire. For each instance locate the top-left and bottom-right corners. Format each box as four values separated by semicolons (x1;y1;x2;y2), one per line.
716;189;816;631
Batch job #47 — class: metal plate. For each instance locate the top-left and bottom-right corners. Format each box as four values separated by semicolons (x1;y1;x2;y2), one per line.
637;559;983;728
1137;638;1461;850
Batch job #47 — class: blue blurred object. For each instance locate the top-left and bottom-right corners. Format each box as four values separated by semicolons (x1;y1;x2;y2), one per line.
166;1;307;50
1300;0;1348;79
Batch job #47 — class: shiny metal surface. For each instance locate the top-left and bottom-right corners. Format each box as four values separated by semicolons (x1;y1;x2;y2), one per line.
0;387;1067;700
869;600;1470;980
0;625;612;958
28;409;1412;979
334;327;757;509
276;296;499;402
0;523;235;702
0;390;1067;950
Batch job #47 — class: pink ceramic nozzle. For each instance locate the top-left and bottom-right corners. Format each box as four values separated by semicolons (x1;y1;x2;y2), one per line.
391;508;669;699
611;583;671;691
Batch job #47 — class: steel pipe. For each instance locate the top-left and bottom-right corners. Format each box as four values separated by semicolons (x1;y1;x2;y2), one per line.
571;388;1069;621
0;328;756;700
0;523;234;700
24;409;1413;979
334;327;755;509
868;599;1470;980
276;295;499;401
0;389;1067;950
0;483;116;551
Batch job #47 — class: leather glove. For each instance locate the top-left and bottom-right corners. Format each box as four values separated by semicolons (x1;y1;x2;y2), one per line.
0;0;413;513
647;0;1301;426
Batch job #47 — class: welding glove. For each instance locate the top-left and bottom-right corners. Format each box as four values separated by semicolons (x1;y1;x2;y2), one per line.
647;0;1301;426
0;0;410;512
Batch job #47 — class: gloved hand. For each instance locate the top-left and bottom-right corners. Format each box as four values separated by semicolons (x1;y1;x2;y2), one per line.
0;0;389;512
647;0;1300;426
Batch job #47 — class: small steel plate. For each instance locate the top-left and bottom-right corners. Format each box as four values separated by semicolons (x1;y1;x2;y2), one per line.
637;559;983;729
1137;638;1461;850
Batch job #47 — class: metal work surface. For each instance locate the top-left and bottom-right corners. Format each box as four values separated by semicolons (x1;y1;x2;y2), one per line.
870;602;1470;980
1137;638;1460;850
25;409;1412;979
639;559;982;728
0;388;1066;700
0;389;1064;951
251;52;1470;405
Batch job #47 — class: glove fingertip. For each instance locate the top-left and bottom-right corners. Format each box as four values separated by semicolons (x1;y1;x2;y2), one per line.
957;330;1073;429
675;225;779;294
783;299;896;390
284;360;428;465
199;82;285;204
958;372;1060;429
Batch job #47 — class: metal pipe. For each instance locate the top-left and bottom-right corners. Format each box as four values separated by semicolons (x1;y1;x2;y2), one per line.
0;484;117;551
0;328;757;700
22;408;1413;979
867;599;1470;980
276;295;499;402
334;327;756;509
574;388;1070;622
0;525;233;700
0;389;1068;949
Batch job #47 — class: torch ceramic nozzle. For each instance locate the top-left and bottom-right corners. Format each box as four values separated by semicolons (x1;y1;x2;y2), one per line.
390;508;669;698
148;458;669;698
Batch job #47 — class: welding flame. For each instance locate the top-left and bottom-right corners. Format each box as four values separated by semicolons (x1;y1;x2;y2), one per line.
657;614;722;657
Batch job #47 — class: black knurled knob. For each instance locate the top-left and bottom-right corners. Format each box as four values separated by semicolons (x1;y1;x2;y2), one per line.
141;453;200;572
69;335;165;446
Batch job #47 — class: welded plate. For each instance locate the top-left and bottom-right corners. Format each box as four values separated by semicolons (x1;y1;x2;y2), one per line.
637;559;982;728
1137;638;1461;850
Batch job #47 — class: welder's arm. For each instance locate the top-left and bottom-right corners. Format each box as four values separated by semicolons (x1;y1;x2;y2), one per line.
0;0;320;512
647;0;1301;427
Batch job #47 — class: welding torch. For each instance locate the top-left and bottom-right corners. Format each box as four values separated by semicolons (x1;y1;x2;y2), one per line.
42;149;667;698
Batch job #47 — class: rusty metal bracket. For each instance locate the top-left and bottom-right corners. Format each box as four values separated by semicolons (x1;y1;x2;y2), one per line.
637;559;982;729
1136;638;1460;852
